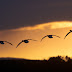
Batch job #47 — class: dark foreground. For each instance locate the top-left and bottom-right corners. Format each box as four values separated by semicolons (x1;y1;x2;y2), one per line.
0;56;72;71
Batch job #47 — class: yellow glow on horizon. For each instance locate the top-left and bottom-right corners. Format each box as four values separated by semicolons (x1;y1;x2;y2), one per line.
50;21;72;29
1;21;72;60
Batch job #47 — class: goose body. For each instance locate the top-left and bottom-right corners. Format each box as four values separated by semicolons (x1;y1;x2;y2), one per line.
64;30;72;39
41;35;60;41
16;39;37;48
0;41;13;45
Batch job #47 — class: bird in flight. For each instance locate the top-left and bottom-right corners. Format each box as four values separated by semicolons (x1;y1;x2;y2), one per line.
16;39;37;48
41;35;60;41
0;41;13;45
64;30;72;39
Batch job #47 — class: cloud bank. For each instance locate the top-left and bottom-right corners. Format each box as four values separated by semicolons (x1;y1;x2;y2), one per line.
10;21;72;31
1;0;72;31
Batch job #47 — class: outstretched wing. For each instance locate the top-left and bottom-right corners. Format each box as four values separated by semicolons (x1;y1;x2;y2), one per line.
41;35;48;41
53;35;60;38
27;39;37;41
64;31;71;39
4;41;13;45
16;41;23;48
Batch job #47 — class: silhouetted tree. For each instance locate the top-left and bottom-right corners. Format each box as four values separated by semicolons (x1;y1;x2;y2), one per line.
65;56;70;61
65;56;72;64
48;56;65;64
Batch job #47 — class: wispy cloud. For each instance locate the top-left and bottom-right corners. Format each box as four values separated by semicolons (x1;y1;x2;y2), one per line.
10;21;72;31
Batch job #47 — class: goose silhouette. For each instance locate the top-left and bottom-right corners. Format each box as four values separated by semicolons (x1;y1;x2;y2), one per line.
64;30;72;39
0;41;13;45
16;39;37;48
41;35;60;41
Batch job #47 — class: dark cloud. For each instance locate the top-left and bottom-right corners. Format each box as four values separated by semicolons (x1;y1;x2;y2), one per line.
0;0;72;30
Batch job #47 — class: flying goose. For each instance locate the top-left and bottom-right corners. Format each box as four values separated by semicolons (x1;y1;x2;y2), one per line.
16;39;37;48
0;41;13;45
41;35;60;41
64;30;72;39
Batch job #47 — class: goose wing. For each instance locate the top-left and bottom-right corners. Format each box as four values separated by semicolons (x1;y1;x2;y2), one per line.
4;41;13;45
27;39;37;41
41;35;48;41
16;41;23;48
53;35;60;38
64;31;71;39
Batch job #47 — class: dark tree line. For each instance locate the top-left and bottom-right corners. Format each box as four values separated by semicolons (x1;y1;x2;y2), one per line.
0;56;72;71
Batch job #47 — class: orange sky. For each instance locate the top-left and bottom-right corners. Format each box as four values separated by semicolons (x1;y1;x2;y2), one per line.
0;21;72;60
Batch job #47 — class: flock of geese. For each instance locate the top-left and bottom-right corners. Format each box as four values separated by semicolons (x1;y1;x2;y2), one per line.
0;30;72;48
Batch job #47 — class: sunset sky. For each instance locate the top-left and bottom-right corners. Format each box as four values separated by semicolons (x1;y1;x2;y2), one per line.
1;0;72;60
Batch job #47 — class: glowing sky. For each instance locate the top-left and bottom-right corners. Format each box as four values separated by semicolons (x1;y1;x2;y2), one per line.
0;21;72;60
1;0;72;60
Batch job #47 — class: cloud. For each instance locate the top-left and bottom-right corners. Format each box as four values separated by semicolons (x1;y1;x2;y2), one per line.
1;0;72;31
0;31;2;35
10;21;72;31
